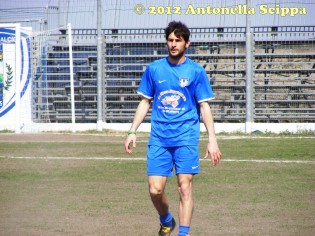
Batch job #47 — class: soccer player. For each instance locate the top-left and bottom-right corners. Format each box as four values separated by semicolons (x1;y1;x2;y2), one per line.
124;21;222;236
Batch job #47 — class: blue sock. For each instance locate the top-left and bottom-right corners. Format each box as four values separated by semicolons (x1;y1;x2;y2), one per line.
160;212;173;227
178;225;190;236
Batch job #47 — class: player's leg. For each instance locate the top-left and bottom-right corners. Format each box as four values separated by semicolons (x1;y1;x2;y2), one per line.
148;175;169;216
147;145;172;215
147;145;176;235
177;173;194;235
173;145;199;236
149;176;176;235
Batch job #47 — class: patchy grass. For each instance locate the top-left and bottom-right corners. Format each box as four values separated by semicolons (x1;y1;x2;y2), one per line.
0;134;314;235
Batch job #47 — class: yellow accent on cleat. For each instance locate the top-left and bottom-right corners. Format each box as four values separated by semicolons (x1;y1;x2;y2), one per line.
158;218;176;236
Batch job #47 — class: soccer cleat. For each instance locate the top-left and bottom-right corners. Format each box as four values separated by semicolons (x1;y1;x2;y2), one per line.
158;217;176;236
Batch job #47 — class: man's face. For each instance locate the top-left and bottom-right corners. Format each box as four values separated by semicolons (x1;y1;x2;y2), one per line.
167;32;190;60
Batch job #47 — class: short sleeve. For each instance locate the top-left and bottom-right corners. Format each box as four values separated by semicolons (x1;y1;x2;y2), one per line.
195;69;214;103
137;66;154;99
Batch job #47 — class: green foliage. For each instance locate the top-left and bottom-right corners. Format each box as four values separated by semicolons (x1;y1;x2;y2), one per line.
0;129;14;133
4;63;13;91
214;129;315;137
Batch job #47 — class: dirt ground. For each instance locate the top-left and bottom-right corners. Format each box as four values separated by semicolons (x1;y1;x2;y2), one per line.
0;133;153;236
1;133;314;236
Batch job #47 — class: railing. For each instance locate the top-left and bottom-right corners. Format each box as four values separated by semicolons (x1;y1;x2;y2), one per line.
32;26;315;123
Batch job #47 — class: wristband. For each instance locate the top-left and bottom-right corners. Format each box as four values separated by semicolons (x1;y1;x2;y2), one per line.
127;131;137;135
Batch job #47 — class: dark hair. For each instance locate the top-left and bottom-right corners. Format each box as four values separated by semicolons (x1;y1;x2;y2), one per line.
165;21;190;42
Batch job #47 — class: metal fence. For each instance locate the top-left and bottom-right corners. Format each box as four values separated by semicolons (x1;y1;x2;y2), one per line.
32;26;315;124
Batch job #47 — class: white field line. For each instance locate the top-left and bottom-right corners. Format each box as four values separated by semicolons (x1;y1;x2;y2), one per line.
0;136;313;143
1;156;315;164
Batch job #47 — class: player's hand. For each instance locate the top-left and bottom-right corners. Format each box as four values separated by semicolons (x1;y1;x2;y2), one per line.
124;134;136;154
204;141;222;166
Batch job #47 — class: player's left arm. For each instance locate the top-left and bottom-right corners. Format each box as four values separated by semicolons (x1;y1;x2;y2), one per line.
199;101;222;166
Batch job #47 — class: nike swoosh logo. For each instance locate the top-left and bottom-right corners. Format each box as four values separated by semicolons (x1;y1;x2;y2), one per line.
158;80;166;84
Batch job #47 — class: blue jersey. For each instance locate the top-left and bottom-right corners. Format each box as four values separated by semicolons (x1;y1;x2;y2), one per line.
138;57;214;147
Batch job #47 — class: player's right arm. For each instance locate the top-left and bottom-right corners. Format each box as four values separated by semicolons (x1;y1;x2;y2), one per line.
124;97;151;154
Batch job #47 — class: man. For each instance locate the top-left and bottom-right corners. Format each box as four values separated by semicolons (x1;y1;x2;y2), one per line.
124;21;221;236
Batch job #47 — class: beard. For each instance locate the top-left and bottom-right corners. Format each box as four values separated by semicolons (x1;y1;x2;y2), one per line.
168;50;185;61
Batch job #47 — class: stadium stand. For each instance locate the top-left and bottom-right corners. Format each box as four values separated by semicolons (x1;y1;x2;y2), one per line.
32;26;315;123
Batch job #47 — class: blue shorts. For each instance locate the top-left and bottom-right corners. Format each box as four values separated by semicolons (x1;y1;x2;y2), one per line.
147;145;200;176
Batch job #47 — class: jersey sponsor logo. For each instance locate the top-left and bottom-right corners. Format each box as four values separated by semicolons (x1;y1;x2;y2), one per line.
158;89;186;101
161;94;180;108
157;90;187;114
179;77;189;87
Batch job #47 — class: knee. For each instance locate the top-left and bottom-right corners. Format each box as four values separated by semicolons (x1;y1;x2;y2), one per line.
149;185;164;199
178;182;192;201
